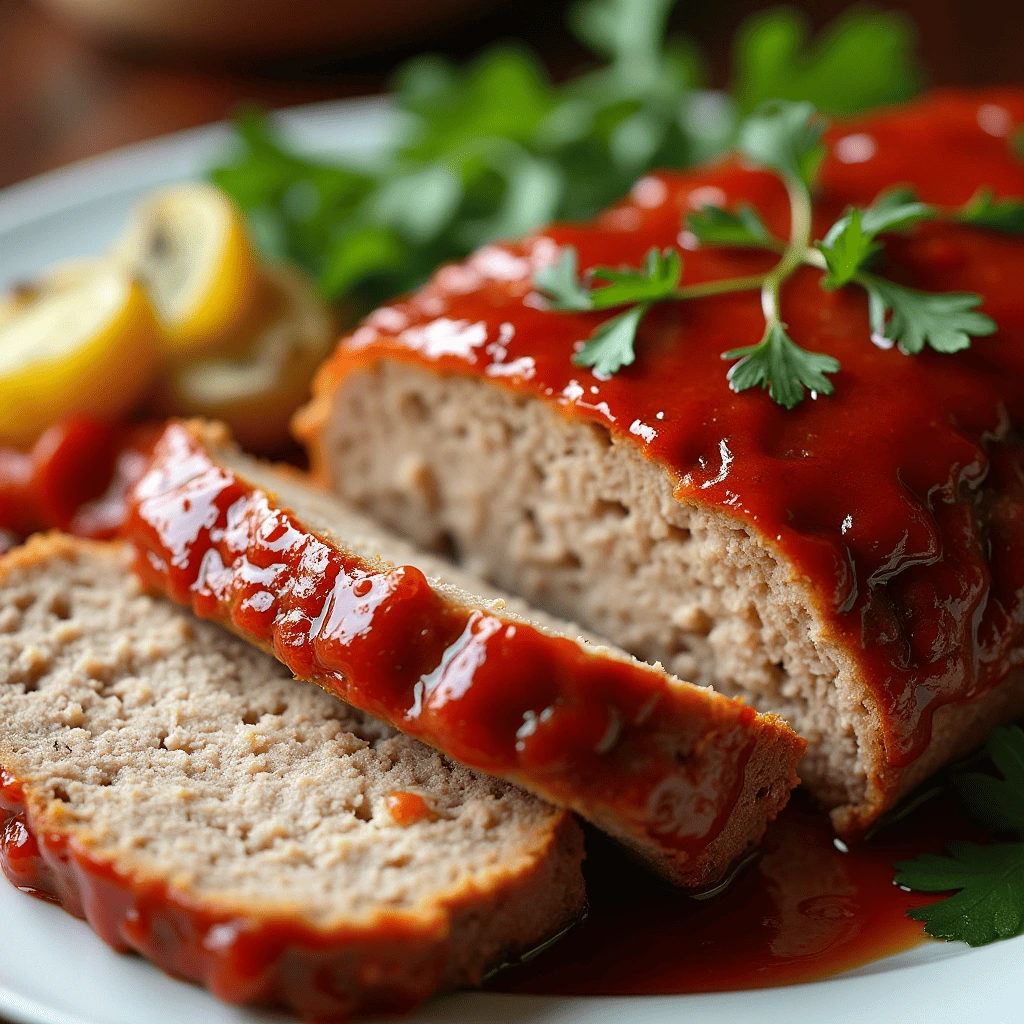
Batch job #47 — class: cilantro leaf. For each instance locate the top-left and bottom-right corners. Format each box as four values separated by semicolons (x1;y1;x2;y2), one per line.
864;277;997;354
818;191;934;288
732;6;922;116
895;842;1024;946
572;303;648;375
955;725;1024;835
535;247;593;311
957;188;1024;235
724;322;840;409
589;247;682;308
737;99;826;189
686;203;778;248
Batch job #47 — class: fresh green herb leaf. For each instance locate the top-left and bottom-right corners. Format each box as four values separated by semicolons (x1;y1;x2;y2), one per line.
737;99;826;189
863;276;996;354
723;322;840;409
396;47;556;162
957;188;1024;235
535;247;593;311
686;203;778;248
1013;128;1024;161
895;843;1024;946
211;2;925;314
589;247;682;308
955;726;1024;835
895;726;1024;947
818;209;881;289
572;303;649;375
858;187;932;234
567;0;676;85
369;165;463;246
818;192;933;288
732;6;922;116
320;225;406;299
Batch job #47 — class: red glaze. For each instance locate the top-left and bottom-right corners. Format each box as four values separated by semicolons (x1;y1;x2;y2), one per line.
494;790;973;997
310;90;1024;801
123;423;802;883
0;769;507;1021
0;418;159;551
385;792;434;827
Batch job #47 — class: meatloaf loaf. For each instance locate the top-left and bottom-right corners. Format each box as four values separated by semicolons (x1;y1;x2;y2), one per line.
0;534;585;1020
122;419;804;888
297;89;1024;835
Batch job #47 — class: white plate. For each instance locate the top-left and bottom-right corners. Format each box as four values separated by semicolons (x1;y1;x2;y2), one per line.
0;98;1020;1024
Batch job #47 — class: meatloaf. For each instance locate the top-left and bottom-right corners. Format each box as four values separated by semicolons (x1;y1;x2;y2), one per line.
122;419;804;887
0;534;585;1020
296;89;1024;835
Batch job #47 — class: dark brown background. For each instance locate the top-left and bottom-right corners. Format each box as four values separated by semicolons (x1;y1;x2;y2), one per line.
0;0;1022;191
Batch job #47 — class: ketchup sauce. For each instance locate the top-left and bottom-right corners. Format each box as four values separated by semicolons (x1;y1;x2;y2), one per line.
0;417;159;551
312;90;1024;821
494;789;976;996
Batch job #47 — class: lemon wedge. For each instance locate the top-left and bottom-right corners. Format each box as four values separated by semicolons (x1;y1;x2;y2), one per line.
157;264;335;453
0;264;162;447
114;183;260;353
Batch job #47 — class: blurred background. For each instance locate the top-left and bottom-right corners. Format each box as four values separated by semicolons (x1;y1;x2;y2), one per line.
1;0;1021;190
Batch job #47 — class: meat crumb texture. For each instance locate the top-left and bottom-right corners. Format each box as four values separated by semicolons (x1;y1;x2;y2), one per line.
123;421;804;889
0;534;585;1020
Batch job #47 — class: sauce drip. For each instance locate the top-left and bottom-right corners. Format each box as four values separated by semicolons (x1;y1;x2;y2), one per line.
492;790;978;996
125;423;784;876
316;90;1024;808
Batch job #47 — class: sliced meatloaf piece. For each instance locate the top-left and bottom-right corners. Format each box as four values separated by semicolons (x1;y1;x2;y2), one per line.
122;420;804;888
0;534;585;1021
296;90;1024;835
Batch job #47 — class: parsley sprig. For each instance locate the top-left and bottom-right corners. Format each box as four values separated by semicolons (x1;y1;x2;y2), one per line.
536;100;1003;408
895;725;1024;946
211;1;924;313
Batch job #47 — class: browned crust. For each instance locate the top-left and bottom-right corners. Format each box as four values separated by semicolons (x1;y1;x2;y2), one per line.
0;534;587;1019
833;667;1024;834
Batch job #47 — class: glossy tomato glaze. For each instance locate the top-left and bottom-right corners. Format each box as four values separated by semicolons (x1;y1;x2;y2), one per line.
312;90;1024;799
0;771;498;1021
124;423;801;883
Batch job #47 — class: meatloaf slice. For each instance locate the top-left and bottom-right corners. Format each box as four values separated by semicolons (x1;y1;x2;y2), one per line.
122;420;804;888
0;534;585;1021
296;90;1024;835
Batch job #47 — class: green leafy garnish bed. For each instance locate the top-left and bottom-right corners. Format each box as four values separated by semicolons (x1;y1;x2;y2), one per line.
210;0;921;314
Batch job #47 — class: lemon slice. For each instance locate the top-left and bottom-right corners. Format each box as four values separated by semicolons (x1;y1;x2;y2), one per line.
0;264;162;447
114;183;260;353
158;264;335;453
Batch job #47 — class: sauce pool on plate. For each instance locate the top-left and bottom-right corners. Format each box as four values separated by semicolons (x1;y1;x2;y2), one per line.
491;790;978;996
